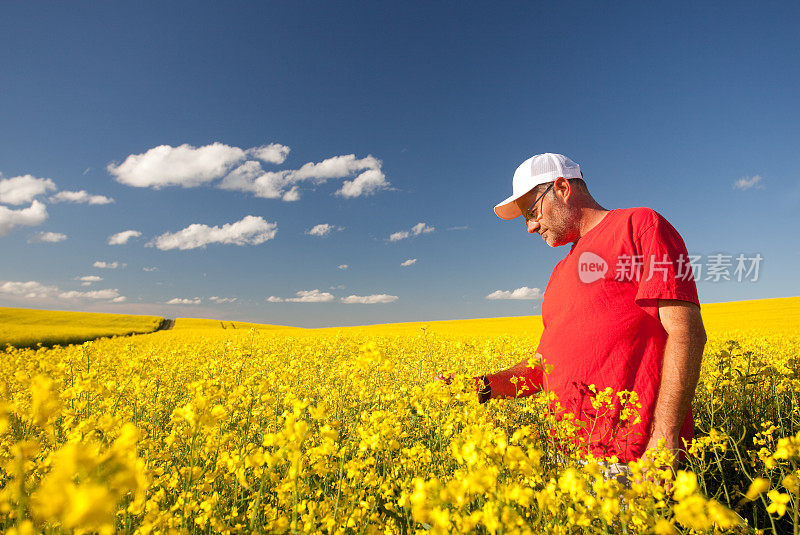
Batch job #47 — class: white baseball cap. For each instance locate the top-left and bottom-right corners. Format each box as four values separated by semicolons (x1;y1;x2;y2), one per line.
493;153;582;220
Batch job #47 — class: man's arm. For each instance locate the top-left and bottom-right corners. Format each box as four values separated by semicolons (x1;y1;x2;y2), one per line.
480;352;545;401
646;299;706;452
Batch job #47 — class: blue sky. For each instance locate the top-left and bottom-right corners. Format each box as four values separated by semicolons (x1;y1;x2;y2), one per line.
1;2;798;327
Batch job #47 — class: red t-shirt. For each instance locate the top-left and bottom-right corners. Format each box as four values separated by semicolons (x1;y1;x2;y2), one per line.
536;207;700;462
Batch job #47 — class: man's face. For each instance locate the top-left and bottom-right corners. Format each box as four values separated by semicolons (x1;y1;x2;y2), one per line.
515;184;572;247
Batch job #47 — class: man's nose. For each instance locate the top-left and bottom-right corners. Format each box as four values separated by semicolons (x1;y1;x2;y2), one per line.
527;219;541;234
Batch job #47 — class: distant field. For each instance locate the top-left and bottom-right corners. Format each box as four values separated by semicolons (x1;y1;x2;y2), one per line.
2;296;798;348
699;296;800;333
173;317;302;331
312;314;545;338
169;296;798;336
310;295;800;337
0;307;163;348
169;296;799;338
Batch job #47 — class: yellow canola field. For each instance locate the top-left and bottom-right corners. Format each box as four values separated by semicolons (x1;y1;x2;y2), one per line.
0;297;798;534
0;307;163;349
172;318;302;332
177;296;800;339
700;297;800;335
314;315;545;339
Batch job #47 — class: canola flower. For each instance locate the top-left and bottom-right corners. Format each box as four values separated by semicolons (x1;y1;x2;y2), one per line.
0;322;797;534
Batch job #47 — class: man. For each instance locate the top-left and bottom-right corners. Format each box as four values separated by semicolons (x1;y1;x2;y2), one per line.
482;153;706;464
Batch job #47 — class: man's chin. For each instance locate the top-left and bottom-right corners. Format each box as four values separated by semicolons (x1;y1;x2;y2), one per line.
543;234;567;247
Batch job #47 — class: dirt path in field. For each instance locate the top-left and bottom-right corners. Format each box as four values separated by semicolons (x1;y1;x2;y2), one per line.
156;318;175;331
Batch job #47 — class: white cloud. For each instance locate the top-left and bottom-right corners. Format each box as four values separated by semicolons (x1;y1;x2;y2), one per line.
0;175;56;205
0;201;48;236
108;142;248;188
447;225;468;231
335;168;389;198
93;261;125;269
166;297;201;305
0;280;59;298
78;275;103;282
108;230;142;245
0;174;112;243
401;258;417;267
307;223;332;236
218;162;290;199
291;154;380;182
218;166;284;199
269;289;336;303
59;288;123;300
338;264;349;270
733;175;764;191
389;231;410;241
220;153;388;201
27;231;67;243
341;294;399;304
143;266;158;272
485;286;543;300
0;279;123;301
50;190;114;205
281;186;300;202
209;296;237;303
148;215;277;251
389;222;435;241
108;142;390;201
306;223;343;237
108;141;290;190
112;296;127;303
411;222;434;235
287;289;335;303
246;143;290;164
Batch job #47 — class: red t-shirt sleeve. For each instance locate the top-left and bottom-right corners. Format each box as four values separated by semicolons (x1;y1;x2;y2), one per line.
634;211;700;307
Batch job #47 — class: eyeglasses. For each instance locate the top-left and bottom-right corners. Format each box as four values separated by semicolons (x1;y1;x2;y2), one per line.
521;183;553;223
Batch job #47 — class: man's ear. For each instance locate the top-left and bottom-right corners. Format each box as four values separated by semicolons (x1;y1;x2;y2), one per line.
553;177;572;202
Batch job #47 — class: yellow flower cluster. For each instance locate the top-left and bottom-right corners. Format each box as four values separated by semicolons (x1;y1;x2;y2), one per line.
0;322;798;534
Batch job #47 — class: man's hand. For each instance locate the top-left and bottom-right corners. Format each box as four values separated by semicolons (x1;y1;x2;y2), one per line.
638;438;680;493
433;372;453;385
433;373;492;403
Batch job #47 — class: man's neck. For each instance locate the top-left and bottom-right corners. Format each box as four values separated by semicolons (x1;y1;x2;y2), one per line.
574;207;611;243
